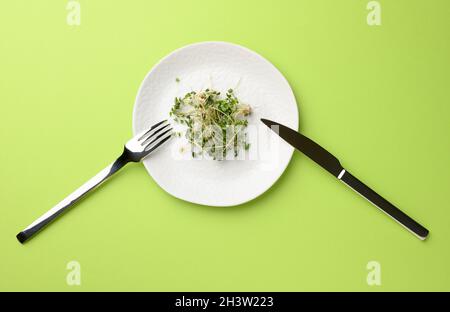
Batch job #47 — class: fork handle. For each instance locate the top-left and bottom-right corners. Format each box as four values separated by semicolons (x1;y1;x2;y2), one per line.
16;154;129;244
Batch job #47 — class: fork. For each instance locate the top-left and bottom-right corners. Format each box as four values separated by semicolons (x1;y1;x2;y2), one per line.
16;120;172;244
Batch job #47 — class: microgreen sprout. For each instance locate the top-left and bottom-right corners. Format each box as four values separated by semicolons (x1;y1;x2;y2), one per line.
170;89;252;159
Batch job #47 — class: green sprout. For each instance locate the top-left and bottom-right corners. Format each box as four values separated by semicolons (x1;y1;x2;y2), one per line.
170;89;252;159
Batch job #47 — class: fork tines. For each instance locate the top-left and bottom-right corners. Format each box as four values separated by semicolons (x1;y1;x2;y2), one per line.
138;120;173;152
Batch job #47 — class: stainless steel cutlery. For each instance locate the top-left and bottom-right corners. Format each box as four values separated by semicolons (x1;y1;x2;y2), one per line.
16;116;429;243
261;118;429;240
16;120;172;243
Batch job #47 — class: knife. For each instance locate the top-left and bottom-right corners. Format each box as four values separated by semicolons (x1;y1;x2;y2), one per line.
261;118;429;240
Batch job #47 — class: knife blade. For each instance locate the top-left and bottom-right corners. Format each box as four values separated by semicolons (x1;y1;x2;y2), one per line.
261;118;429;240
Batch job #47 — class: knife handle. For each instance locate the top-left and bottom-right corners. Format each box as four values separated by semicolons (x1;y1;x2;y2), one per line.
339;170;429;240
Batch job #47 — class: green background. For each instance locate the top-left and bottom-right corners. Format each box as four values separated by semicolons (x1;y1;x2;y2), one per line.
1;0;449;291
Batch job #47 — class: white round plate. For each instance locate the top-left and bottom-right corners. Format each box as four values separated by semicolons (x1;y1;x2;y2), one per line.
133;42;298;206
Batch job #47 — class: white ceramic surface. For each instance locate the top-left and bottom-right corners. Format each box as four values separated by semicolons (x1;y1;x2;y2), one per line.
133;42;298;206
